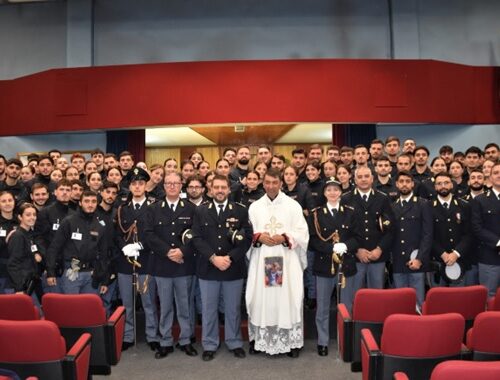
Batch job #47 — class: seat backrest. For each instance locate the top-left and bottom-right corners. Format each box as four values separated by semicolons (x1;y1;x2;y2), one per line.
43;293;106;327
353;288;417;322
422;285;487;320
431;360;500;380
488;287;500;311
0;294;39;320
381;313;464;357
466;311;500;353
0;320;66;362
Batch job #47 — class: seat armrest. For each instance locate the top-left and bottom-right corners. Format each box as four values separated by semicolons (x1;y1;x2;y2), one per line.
361;328;381;380
338;303;351;320
337;303;353;362
64;333;92;380
108;306;125;326
106;306;126;365
487;297;494;311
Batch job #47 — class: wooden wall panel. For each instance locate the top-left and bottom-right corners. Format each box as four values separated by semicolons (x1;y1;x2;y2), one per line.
146;148;180;167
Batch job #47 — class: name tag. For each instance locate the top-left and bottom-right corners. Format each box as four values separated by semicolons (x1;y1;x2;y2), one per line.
0;229;6;237
52;223;60;231
90;231;99;236
71;232;83;241
31;244;38;252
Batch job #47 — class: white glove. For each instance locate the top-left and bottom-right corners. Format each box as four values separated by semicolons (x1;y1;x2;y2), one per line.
333;243;348;256
122;243;142;257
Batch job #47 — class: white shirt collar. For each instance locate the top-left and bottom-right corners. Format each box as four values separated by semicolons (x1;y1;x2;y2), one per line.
133;197;146;208
437;195;452;206
400;192;413;203
214;200;228;210
327;201;340;212
167;198;180;210
492;188;500;199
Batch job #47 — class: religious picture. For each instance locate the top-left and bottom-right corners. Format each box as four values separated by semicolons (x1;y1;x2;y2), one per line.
264;257;283;287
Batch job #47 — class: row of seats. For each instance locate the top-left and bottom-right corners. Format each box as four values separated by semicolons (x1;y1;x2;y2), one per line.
394;360;500;380
0;294;126;380
337;286;498;371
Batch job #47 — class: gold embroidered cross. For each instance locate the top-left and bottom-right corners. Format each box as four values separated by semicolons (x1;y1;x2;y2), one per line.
265;216;283;235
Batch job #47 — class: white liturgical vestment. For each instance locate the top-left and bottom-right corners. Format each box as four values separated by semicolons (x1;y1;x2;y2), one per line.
246;191;309;354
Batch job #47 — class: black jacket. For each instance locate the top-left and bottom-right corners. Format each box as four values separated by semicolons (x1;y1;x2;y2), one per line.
308;204;360;278
7;227;45;292
471;190;500;265
192;201;252;281
341;188;396;262
145;199;196;277
282;183;314;211
0;215;18;278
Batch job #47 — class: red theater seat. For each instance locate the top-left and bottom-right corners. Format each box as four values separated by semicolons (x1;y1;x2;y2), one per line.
395;360;500;380
336;288;417;371
422;285;488;331
43;293;125;376
0;320;91;380
0;293;40;320
466;311;500;361
487;287;500;311
361;313;465;380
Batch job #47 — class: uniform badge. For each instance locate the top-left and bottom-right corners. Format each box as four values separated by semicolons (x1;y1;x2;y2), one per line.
456;213;461;224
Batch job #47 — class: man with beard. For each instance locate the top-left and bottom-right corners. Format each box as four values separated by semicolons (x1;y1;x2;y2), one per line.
483;143;499;161
326;145;340;164
369;139;384;167
0;159;27;203
30;183;49;211
374;156;399;201
308;144;323;163
270;154;286;173
229;145;251;186
291;148;308;184
119;151;135;189
26;155;56;202
0;155;6;182
402;139;416;154
463;169;486;201
104;153;119;172
396;154;413;173
186;175;206;206
471;162;500;296
390;171;432;308
353;145;369;170
46;190;109;295
411;146;432;183
430;173;472;287
192;175;252;362
96;181;119;314
35;179;74;294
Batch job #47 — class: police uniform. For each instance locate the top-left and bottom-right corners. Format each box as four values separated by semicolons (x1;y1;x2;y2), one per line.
390;194;433;306
430;197;472;286
471;189;500;296
374;177;399;201
46;208;108;294
116;168;159;347
308;196;360;349
461;192;483;286
7;226;45;307
145;198;196;351
341;188;395;311
192;200;252;353
35;200;73;294
0;215;18;293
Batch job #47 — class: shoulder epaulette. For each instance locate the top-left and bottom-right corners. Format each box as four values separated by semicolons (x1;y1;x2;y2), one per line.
343;204;354;211
235;202;247;208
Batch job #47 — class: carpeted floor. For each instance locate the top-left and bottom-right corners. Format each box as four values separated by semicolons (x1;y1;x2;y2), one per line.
95;339;361;380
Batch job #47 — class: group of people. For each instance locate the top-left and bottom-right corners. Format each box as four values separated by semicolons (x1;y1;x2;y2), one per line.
0;137;498;360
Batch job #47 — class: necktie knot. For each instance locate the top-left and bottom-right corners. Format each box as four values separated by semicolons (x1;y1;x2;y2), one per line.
135;203;141;210
218;204;224;215
443;202;448;209
362;194;368;202
170;203;175;211
331;208;338;217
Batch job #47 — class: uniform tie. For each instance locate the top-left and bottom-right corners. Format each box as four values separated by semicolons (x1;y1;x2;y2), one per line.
362;194;368;202
170;203;175;212
443;202;448;209
135;203;141;210
218;204;224;216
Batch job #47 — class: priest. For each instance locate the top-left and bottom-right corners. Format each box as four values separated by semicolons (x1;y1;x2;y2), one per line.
246;168;309;358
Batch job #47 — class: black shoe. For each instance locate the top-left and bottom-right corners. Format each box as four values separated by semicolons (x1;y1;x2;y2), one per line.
305;298;317;310
148;342;161;352
190;336;197;344
231;347;246;359
202;350;215;361
317;345;328;356
286;348;300;358
248;341;260;355
155;346;174;359
178;343;198;357
121;341;134;351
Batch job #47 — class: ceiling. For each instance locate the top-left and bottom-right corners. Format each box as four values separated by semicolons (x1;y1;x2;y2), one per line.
145;123;333;147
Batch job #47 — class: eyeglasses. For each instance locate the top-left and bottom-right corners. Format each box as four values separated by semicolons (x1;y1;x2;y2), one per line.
187;186;203;190
165;182;182;187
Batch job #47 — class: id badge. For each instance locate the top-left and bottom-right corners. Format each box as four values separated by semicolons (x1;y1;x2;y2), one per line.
52;223;60;231
71;232;83;241
0;229;6;237
31;244;38;253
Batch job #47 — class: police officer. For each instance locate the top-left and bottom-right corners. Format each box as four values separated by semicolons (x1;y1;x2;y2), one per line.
0;191;18;293
0;158;27;204
373;156;399;201
308;177;360;356
390;171;433;308
471;162;500;296
35;178;73;294
46;190;108;295
430;172;472;287
192;174;252;362
116;167;160;352
145;172;197;359
341;166;395;312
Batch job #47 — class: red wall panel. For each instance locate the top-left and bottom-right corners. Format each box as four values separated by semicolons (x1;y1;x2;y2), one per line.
0;59;498;137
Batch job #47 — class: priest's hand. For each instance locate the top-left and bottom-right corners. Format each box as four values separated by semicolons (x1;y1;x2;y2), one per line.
259;232;278;246
270;234;286;245
356;248;370;263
